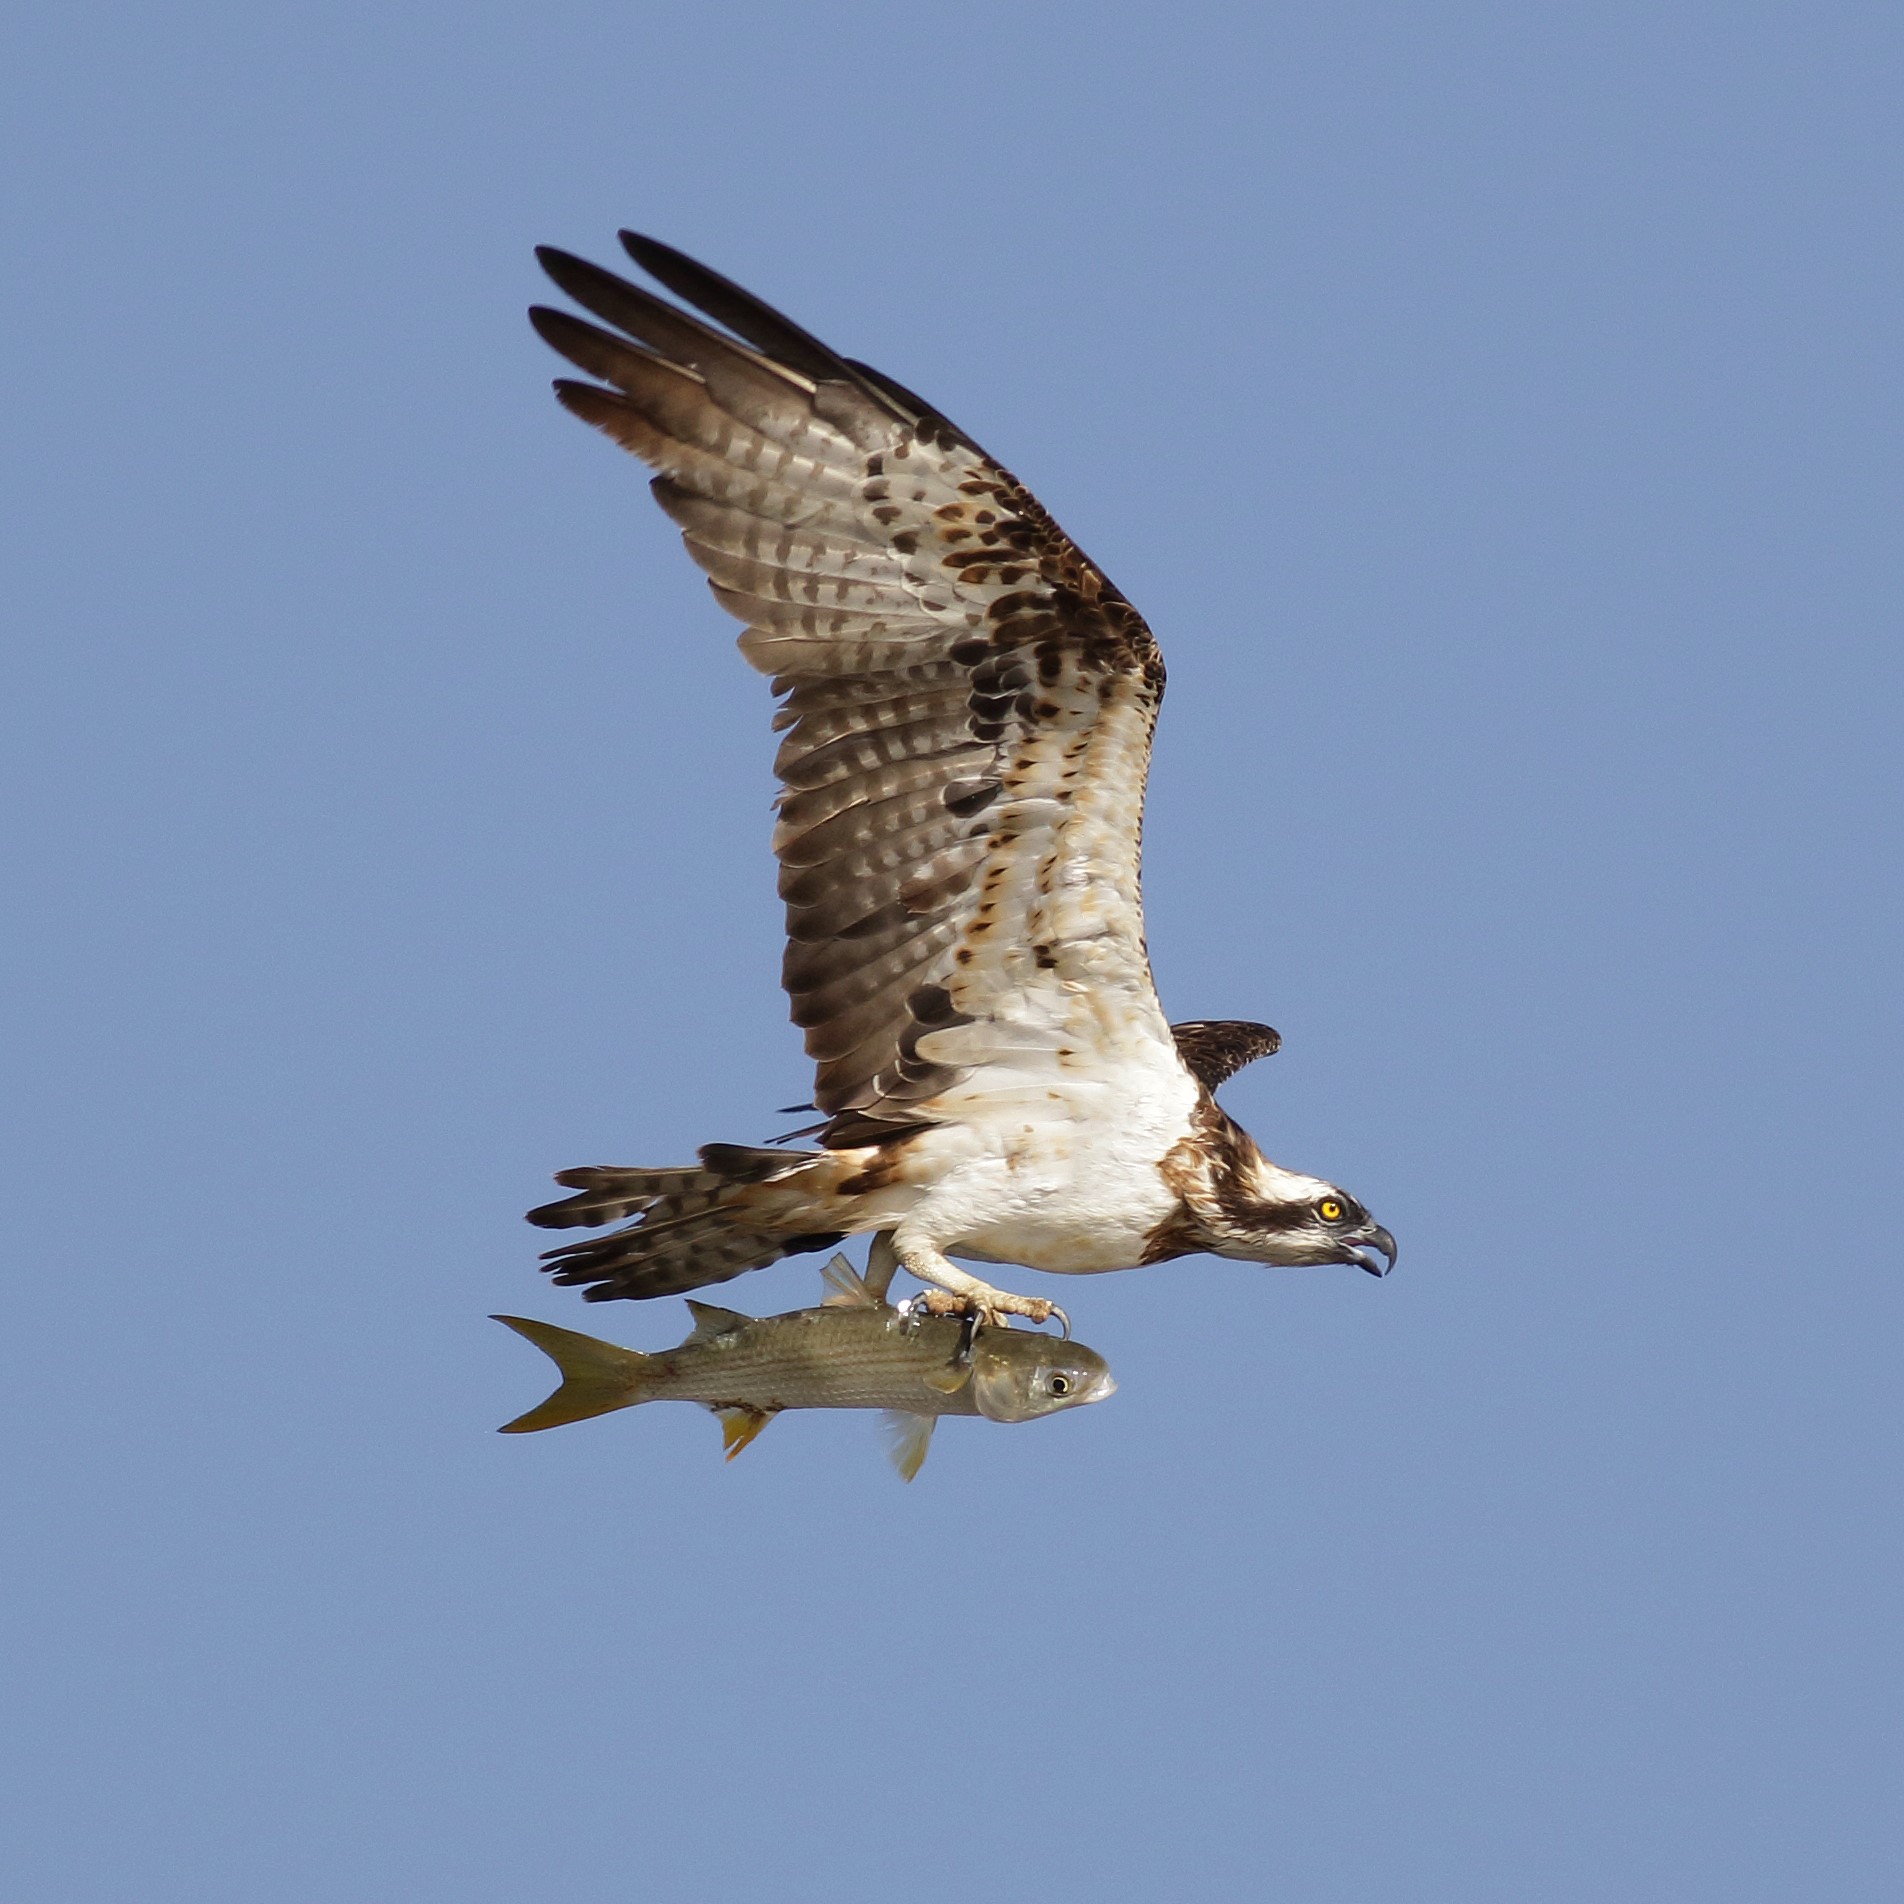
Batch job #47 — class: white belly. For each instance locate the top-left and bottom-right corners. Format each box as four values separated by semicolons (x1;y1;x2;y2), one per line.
953;1197;1170;1274
890;1098;1193;1275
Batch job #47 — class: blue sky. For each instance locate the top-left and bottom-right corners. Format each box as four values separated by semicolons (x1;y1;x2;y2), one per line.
4;3;1899;1898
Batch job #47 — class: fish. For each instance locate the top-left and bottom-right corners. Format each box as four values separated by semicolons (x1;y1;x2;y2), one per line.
493;1255;1115;1479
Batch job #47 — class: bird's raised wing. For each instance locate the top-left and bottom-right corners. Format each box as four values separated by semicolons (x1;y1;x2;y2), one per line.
1169;1020;1283;1092
533;235;1183;1137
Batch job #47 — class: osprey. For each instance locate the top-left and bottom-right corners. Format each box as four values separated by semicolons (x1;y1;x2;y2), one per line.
526;233;1395;1326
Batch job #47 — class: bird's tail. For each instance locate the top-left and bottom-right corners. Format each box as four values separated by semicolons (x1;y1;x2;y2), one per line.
492;1315;655;1432
525;1144;855;1302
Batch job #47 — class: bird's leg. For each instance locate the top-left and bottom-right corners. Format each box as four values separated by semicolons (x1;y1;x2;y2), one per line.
890;1234;1066;1332
861;1230;901;1305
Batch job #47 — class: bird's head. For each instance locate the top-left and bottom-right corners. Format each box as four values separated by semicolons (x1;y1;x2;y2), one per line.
1202;1151;1398;1278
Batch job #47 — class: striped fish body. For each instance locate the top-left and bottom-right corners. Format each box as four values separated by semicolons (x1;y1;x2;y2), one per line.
641;1302;992;1415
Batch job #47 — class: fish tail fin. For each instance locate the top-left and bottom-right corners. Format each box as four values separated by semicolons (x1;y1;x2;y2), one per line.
492;1315;654;1432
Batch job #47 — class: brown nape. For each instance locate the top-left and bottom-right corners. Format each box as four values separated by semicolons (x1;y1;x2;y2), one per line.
1149;1097;1316;1256
1144;1096;1227;1262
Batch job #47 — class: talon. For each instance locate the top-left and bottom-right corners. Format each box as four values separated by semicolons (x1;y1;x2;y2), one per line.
1012;1299;1071;1338
953;1307;981;1367
905;1283;1070;1339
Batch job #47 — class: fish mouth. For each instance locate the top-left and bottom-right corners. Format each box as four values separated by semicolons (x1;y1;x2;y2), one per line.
1346;1225;1398;1278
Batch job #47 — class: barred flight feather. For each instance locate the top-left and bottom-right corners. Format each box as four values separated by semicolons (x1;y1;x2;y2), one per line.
533;237;1177;1124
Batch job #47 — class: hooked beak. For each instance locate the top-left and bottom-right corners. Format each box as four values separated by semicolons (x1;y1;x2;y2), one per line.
1346;1224;1398;1278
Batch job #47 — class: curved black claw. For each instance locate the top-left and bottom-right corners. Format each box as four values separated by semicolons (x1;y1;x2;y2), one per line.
953;1306;981;1367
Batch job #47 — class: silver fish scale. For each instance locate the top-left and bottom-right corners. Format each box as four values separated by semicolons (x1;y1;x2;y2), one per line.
650;1306;986;1416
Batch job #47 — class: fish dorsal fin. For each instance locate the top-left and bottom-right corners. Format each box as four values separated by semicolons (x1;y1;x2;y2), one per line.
684;1299;749;1344
819;1252;879;1308
714;1405;773;1460
881;1411;937;1482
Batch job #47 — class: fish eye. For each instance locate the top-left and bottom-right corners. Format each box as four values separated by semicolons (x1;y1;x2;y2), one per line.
1047;1373;1072;1397
1317;1197;1344;1223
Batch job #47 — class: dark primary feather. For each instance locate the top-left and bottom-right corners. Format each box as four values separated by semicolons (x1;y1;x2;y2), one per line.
532;236;1170;1129
619;234;977;447
618;231;862;389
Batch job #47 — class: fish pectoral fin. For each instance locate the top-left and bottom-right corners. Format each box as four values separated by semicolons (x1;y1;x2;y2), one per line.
685;1300;752;1344
818;1252;880;1309
881;1411;937;1483
920;1362;972;1395
714;1404;774;1461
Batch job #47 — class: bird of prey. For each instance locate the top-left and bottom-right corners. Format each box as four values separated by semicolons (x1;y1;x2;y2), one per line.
525;233;1395;1327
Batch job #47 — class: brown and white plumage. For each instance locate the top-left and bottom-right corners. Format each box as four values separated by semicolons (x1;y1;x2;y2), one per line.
526;233;1394;1317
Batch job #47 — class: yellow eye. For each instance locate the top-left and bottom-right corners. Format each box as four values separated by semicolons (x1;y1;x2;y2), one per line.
1318;1198;1344;1223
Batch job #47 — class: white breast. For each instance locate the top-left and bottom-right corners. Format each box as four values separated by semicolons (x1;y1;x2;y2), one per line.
892;1041;1201;1274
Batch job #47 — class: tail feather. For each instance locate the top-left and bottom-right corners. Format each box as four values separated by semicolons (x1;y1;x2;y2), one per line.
527;1146;853;1302
527;1164;708;1230
493;1315;654;1431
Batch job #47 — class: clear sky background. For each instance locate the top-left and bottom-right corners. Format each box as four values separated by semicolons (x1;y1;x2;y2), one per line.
4;3;1899;1898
